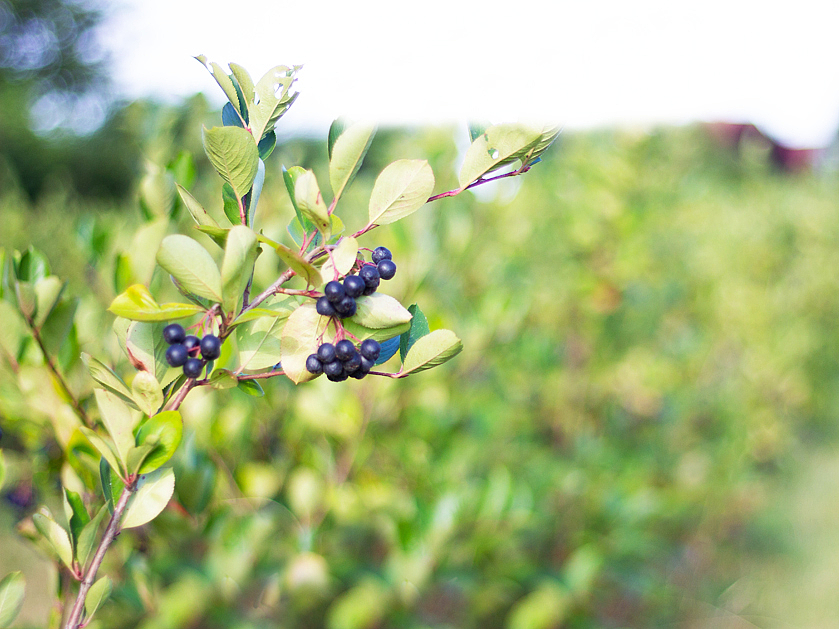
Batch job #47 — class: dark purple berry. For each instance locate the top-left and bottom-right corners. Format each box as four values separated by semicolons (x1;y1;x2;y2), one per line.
324;281;345;303
360;339;381;361
371;246;392;264
306;354;323;375
327;372;349;382
200;335;221;360
343;275;365;298
317;343;336;363
166;344;188;367
344;352;362;373
360;356;375;373
362;284;378;296
359;264;380;286
377;259;396;280
183;358;204;378
183;335;200;353
335;340;356;361
348;369;366;379
316;296;337;317
334;296;357;318
163;323;186;345
323;359;343;377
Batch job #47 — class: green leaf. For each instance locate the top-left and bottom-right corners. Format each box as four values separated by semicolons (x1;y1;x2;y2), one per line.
109;284;205;322
63;488;90;549
329;122;376;202
156;235;222;303
399;329;463;376
237;301;295;371
237;379;264;397
400;304;430;362
0;571;25;628
258;131;277;161
135;411;183;474
195;56;242;115
458;124;559;190
368;159;435;226
33;509;74;569
320;237;359;281
122;467;175;529
327;119;346;159
125;321;177;386
76;505;108;569
207;369;238;390
84;576;112;622
281;303;331;384
282;166;311;230
221;225;258;313
274;243;322;287
506;581;571;629
295;170;331;239
82;354;135;407
131;371;163;417
228;63;255;105
342;319;411;344
222;183;240;225
230;306;289;327
126;444;157;477
80;427;124;479
100;458;124;514
246;159;265;227
202;125;260;202
0;300;25;363
353;293;412;329
33;276;64;327
177;184;218;228
249;65;299;141
195;225;229;249
16;246;50;282
468;121;490;142
95;388;139;465
14;281;36;320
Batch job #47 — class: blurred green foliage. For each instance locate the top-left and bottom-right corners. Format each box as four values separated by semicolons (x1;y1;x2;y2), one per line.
2;107;839;628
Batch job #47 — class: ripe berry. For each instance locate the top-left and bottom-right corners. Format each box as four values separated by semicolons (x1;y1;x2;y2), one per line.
372;247;392;264
166;344;188;367
163;323;186;345
360;339;381;361
335;340;356;361
327;372;349;382
324;281;345;303
344;352;362;373
317;296;337;317
183;335;200;353
377;259;396;280
348;370;366;379
334;295;357;318
183;358;204;378
360;356;375;373
200;335;221;360
317;343;336;363
359;264;380;286
323;359;343;377
306;354;323;375
362;285;377;296
343;275;365;298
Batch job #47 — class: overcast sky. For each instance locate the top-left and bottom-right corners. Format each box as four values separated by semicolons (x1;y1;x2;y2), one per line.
99;0;839;147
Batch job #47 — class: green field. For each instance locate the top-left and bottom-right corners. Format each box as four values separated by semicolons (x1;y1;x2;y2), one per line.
2;115;839;628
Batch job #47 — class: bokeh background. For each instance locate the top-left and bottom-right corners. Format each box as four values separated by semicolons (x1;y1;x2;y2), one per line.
3;1;839;627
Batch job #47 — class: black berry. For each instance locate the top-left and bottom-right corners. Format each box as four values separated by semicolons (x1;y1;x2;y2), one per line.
166;344;188;367
323;359;343;377
200;335;221;360
348;370;366;379
317;296;337;317
183;358;204;378
377;259;396;280
306;354;323;375
372;247;392;264
360;356;375;373
327;372;349;382
359;264;380;286
360;339;381;361
163;323;186;345
362;284;378;296
334;295;357;318
317;343;336;363
324;281;345;303
335;340;356;361
344;352;362;373
343;275;365;298
183;335;200;353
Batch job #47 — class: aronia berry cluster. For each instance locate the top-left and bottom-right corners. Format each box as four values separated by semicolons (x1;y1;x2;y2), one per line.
306;338;381;381
316;246;396;319
163;323;221;379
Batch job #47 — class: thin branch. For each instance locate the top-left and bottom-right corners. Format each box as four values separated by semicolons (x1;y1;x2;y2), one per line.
165;379;195;412
63;479;137;629
236;368;285;381
426;167;528;203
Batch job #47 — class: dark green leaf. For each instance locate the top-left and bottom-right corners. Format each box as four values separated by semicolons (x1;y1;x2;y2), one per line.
328;118;346;159
258;131;276;160
76;505;108;569
16;246;50;283
202;125;260;202
63;488;90;548
400;303;430;362
100;458;124;514
237;379;264;397
222;183;240;225
135;411;183;474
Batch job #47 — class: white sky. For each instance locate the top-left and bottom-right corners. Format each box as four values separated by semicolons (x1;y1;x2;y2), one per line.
100;0;839;147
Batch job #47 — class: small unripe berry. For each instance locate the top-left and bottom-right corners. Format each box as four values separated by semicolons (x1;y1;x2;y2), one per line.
377;259;396;280
324;281;345;303
163;323;186;345
317;343;336;363
183;335;200;353
306;354;323;375
372;247;392;264
316;296;337;317
343;275;365;298
360;339;381;361
166;344;188;367
335;340;356;361
200;334;221;360
183;358;204;378
323;359;343;377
